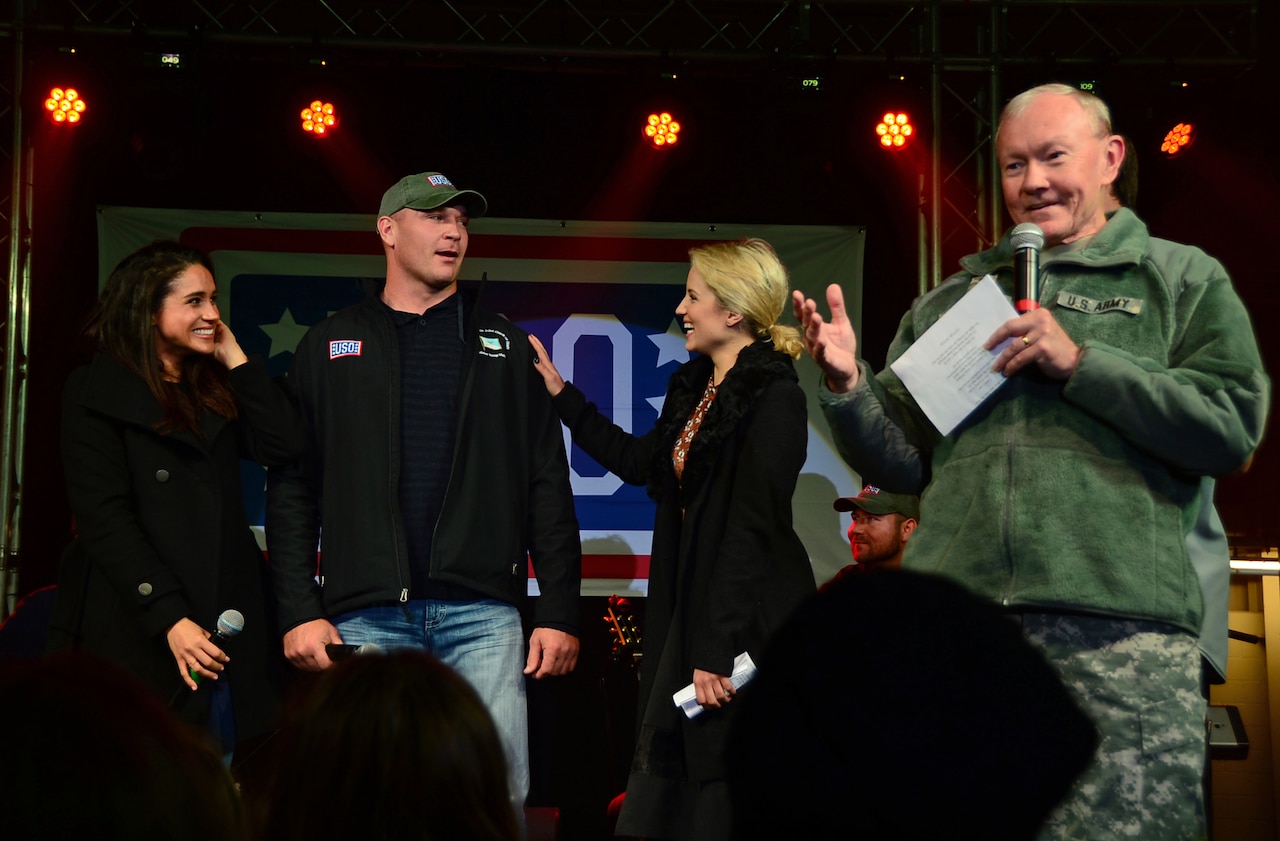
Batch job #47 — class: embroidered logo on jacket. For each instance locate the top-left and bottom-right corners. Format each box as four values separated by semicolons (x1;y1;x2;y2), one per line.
1055;292;1143;315
478;328;510;358
329;340;364;359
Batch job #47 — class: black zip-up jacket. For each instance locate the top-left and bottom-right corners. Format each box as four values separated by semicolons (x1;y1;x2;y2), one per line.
266;280;582;636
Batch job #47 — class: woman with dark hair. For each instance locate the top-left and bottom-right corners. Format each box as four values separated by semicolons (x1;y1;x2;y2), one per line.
49;240;302;757
528;238;816;840
252;649;520;841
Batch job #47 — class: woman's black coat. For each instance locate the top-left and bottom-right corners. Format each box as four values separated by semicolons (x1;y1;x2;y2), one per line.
50;352;303;740
554;340;815;784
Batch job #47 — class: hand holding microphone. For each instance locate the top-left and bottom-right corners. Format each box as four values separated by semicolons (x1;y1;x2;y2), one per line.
986;222;1082;380
1011;222;1044;313
189;609;244;686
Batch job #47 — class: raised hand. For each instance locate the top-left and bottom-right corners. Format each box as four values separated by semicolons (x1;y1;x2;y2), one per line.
791;284;860;392
211;320;249;370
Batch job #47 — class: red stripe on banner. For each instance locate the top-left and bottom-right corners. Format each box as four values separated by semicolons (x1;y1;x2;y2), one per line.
471;236;703;262
529;555;651;579
181;228;380;257
179;228;704;262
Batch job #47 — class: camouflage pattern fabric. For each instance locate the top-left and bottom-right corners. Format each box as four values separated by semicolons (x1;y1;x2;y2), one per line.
1020;614;1206;841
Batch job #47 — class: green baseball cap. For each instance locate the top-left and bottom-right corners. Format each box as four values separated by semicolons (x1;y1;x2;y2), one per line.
834;484;920;520
378;172;488;219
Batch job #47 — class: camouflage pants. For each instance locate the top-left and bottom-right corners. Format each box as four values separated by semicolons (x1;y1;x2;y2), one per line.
1019;614;1206;841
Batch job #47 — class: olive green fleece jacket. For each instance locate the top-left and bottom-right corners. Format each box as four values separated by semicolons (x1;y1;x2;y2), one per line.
822;208;1269;633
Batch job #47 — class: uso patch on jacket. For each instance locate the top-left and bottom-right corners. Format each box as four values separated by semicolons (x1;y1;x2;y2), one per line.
329;340;363;359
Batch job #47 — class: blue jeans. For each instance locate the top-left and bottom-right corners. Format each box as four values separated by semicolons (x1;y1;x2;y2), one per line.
335;600;529;814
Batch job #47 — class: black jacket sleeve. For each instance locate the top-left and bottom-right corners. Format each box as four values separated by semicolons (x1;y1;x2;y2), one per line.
524;362;584;633
227;356;306;467
264;343;327;635
551;381;660;487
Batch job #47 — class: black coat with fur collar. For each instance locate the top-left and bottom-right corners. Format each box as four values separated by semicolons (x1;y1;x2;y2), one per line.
554;340;814;790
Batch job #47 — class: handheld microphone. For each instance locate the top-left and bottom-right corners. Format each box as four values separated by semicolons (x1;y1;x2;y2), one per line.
325;642;385;661
1011;222;1045;313
190;609;244;685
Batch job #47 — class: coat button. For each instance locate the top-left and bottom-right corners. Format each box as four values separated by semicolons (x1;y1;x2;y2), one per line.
155;469;169;483
138;582;153;596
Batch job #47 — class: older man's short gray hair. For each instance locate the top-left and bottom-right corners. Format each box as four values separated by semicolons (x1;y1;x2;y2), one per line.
997;83;1114;142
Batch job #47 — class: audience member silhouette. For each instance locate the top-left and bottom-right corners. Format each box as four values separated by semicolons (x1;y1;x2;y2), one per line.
0;651;248;841
727;570;1099;840
252;649;520;841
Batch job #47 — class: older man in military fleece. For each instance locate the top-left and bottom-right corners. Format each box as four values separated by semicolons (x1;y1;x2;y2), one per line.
793;83;1269;839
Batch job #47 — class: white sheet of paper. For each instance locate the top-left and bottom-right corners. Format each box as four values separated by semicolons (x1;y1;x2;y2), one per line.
888;274;1017;436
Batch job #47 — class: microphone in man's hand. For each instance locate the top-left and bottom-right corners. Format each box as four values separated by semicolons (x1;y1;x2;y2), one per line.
190;609;244;686
325;642;385;661
1011;222;1045;313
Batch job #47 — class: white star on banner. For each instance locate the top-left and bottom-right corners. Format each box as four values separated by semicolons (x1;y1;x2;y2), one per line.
646;319;691;416
650;319;690;368
259;308;312;359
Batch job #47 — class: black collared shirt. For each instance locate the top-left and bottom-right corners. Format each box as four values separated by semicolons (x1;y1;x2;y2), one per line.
383;293;468;599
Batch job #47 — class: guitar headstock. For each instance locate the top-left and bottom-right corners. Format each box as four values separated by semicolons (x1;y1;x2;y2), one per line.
603;594;642;653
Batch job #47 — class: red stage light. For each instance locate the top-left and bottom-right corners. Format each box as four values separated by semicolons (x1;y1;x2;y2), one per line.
1160;122;1194;157
45;87;86;125
301;100;339;136
875;112;914;150
643;112;681;149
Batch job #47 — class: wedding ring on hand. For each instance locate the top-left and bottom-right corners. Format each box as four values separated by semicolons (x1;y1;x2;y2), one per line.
1022;335;1031;346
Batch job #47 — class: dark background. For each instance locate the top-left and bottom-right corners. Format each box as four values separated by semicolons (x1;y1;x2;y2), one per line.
6;3;1279;836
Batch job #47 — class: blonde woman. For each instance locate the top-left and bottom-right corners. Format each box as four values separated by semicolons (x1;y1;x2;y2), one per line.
529;238;815;840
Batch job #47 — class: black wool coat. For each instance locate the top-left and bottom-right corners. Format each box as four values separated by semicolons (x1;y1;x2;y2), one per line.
554;340;815;785
50;353;303;740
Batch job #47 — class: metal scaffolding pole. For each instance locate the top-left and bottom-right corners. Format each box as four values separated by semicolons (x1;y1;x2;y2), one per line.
1;0;31;617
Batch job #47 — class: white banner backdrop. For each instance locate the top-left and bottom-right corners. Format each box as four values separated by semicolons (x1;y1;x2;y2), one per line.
99;207;868;596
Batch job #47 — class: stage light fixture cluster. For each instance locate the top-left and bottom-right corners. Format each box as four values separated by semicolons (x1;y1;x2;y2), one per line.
1161;122;1195;157
45;87;86;125
876;112;913;150
301;100;338;136
643;112;681;149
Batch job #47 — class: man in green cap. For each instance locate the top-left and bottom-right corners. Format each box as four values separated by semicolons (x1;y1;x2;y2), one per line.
267;171;583;820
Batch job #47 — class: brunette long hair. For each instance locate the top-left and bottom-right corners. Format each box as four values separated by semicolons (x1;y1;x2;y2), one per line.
89;241;237;432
